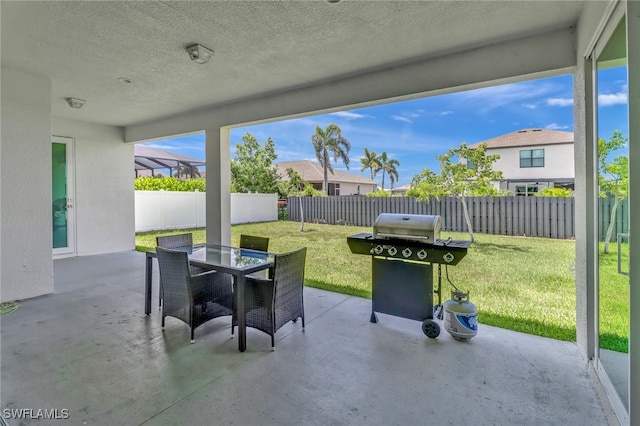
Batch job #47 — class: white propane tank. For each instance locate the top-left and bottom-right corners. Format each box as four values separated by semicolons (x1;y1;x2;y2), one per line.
443;290;478;341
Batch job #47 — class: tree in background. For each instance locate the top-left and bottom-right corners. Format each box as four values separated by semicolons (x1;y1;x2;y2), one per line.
278;168;324;232
378;151;400;190
536;187;573;197
311;124;351;193
231;133;280;194
360;148;380;181
598;130;628;253
410;142;501;242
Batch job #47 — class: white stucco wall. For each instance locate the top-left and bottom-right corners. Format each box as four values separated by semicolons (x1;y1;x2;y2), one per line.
491;143;575;180
336;182;376;195
1;66;54;302
52;118;134;256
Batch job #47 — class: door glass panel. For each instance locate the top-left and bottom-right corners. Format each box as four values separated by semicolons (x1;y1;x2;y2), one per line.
52;142;68;249
596;17;628;411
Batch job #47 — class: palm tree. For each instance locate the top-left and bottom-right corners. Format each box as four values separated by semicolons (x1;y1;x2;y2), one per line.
360;148;380;181
378;152;400;191
311;124;351;193
173;165;201;180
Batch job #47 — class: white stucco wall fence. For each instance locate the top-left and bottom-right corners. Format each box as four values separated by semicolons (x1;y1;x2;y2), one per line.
135;191;277;232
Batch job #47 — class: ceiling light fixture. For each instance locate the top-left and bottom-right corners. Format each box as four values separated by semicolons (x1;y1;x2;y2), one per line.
185;44;214;64
65;97;86;109
117;77;134;84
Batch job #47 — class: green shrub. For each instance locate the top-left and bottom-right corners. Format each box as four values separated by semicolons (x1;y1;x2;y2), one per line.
366;189;393;197
536;187;573;197
134;176;206;192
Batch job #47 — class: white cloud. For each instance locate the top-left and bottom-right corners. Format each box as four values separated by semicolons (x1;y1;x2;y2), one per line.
547;98;573;107
545;123;570;130
329;111;369;120
392;115;413;123
440;111;454;116
522;103;537;109
598;92;627;106
449;81;569;114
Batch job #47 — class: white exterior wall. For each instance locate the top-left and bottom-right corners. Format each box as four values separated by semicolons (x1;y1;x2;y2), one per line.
491;143;575;180
1;67;54;301
0;68;134;302
335;182;376;195
53;118;134;256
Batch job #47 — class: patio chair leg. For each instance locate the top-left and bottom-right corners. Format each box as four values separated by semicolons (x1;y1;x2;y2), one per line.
191;327;195;344
271;334;275;351
161;315;165;329
301;315;305;330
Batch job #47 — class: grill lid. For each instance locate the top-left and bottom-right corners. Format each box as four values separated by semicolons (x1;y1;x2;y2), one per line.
373;213;441;243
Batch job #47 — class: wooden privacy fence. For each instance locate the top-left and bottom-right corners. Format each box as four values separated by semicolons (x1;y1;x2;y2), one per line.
288;195;627;241
288;196;574;239
598;196;629;242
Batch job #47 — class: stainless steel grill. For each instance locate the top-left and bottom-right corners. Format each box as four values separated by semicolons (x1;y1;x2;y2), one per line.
347;213;471;339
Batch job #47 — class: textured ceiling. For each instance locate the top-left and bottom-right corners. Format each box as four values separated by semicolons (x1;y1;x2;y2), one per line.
1;1;585;127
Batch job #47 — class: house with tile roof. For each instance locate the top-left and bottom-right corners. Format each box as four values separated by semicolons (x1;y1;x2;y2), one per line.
468;128;574;196
275;160;377;196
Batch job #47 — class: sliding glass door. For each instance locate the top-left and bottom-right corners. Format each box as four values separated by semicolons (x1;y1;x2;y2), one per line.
593;5;629;423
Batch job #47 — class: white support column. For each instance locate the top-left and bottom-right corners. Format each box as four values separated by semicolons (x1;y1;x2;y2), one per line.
574;54;597;362
0;66;53;302
626;1;639;424
204;125;231;245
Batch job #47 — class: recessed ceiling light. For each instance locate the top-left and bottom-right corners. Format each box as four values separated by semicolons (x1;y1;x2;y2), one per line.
117;77;134;84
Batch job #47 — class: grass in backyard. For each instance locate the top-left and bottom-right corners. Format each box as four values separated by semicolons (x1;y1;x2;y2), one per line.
135;221;628;351
598;242;629;353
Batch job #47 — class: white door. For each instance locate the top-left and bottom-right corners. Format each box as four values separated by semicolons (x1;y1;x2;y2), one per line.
52;136;76;256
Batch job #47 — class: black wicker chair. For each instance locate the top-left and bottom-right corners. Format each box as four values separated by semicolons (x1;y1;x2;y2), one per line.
232;247;307;350
156;247;233;343
239;234;271;279
239;234;269;252
156;233;204;308
156;233;194;252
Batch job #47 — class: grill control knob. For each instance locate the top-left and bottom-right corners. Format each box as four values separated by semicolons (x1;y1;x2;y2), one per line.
417;249;428;260
402;248;412;258
388;246;397;256
443;252;455;263
374;245;384;255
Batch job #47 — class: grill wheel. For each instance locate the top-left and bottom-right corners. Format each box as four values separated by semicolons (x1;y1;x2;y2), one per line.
422;319;440;339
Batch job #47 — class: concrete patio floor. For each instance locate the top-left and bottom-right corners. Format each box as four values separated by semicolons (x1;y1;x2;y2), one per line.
1;251;617;426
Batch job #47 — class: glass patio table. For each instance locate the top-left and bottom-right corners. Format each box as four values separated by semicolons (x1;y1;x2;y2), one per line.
145;244;275;352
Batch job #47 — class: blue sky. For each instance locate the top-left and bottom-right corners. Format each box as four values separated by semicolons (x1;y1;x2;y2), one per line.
145;68;628;188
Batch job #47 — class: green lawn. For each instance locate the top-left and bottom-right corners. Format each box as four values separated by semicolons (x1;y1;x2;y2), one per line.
136;221;628;351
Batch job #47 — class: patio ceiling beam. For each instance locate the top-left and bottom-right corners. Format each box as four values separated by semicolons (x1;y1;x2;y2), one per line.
126;28;575;143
